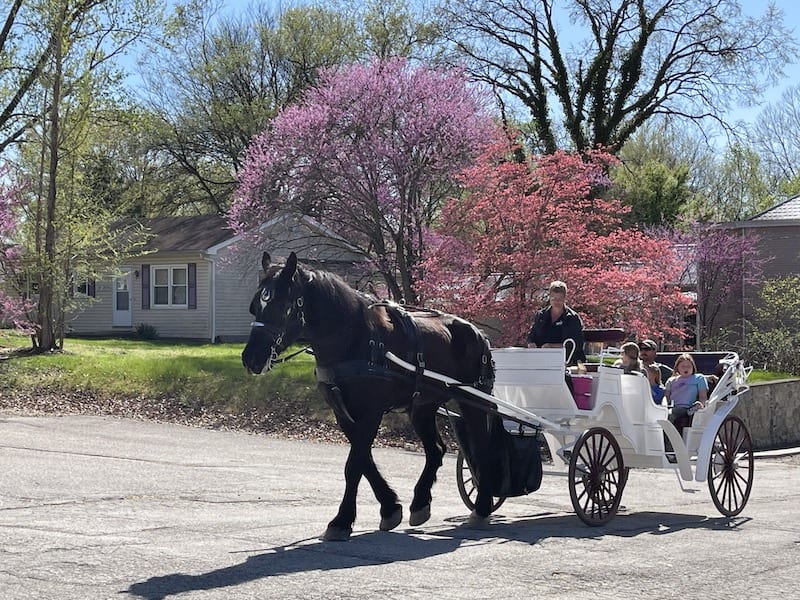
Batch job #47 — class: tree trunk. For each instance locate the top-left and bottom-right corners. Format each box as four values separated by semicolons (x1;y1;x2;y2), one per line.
36;3;65;352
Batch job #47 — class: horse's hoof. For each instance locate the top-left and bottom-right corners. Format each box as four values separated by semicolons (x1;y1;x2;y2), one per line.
466;510;490;529
379;506;403;531
321;525;352;541
409;504;431;527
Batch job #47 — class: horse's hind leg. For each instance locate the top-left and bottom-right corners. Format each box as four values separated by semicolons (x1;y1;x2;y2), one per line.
408;403;446;527
459;403;494;527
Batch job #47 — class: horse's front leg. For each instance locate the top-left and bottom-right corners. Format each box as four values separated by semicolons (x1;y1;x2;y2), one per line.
323;409;400;541
323;441;366;541
408;402;446;527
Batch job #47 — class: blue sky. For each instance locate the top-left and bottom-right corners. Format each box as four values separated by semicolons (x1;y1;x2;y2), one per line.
727;0;800;123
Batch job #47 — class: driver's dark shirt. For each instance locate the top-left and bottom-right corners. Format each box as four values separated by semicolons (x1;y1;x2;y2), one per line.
525;305;586;364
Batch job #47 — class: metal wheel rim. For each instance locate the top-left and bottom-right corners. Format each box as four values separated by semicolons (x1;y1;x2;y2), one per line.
708;415;754;517
455;450;505;512
568;427;625;526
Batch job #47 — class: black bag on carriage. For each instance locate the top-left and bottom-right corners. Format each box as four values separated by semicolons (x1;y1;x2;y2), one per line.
452;414;543;498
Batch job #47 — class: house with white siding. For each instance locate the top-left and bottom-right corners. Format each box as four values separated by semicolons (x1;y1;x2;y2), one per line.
67;214;365;342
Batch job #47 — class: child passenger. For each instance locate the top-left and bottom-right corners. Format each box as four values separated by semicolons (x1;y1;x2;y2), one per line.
612;342;645;375
664;353;708;436
645;364;665;405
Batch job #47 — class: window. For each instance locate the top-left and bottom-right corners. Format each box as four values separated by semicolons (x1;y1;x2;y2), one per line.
152;266;187;307
72;272;96;298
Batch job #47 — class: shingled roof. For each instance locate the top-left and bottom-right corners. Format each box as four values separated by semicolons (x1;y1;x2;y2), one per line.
125;215;234;252
749;196;800;221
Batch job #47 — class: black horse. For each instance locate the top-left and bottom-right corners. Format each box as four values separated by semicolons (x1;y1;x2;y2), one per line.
241;251;497;541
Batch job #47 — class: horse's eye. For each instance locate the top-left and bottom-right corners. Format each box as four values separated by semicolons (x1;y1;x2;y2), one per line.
260;288;272;304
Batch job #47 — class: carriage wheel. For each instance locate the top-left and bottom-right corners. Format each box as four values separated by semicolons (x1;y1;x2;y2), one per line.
455;450;505;513
708;415;754;517
568;427;625;526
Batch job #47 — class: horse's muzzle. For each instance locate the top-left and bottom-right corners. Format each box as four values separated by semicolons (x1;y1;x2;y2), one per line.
241;344;267;375
243;357;264;375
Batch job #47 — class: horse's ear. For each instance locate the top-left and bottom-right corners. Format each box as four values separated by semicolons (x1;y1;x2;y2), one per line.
261;251;272;273
278;251;297;285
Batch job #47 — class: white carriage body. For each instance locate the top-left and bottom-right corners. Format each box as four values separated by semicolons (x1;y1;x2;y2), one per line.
385;342;753;523
491;346;751;479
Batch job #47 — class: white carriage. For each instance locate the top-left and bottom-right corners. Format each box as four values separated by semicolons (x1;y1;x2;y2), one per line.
387;339;754;526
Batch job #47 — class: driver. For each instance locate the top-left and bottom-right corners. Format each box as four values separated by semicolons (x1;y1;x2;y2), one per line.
525;280;586;366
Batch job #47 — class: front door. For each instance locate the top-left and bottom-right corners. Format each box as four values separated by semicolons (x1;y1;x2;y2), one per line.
112;267;133;327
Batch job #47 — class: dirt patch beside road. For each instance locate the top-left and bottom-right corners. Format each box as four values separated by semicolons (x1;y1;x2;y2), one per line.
0;389;417;448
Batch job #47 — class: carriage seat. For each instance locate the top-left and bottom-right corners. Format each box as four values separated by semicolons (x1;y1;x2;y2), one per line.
492;347;580;418
594;366;668;424
583;328;626;344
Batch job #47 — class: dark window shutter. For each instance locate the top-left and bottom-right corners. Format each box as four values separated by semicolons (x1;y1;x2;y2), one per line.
88;279;96;298
188;263;197;309
142;264;150;309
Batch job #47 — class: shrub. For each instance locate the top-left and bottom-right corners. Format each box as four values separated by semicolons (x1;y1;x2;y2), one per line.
136;323;158;340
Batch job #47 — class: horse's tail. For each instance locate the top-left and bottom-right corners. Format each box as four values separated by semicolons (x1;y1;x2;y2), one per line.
454;320;494;395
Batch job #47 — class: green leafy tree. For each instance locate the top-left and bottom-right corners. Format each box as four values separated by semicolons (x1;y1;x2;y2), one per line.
15;0;159;352
359;0;443;60
613;159;690;228
746;275;800;374
138;0;363;215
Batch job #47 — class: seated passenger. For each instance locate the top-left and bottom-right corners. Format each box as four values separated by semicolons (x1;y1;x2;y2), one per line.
525;280;586;367
645;363;665;405
664;353;708;437
705;361;725;396
612;342;645;375
639;339;673;384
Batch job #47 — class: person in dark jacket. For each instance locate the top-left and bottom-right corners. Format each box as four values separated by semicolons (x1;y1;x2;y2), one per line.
526;280;586;366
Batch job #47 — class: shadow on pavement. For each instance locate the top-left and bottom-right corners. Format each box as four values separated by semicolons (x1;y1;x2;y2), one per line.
125;530;465;599
125;511;751;599
436;509;752;543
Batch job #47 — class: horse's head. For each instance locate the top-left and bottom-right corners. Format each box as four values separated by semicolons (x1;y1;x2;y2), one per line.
242;251;307;374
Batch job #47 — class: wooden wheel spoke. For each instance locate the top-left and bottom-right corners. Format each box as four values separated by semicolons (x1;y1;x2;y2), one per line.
708;415;754;517
569;428;624;526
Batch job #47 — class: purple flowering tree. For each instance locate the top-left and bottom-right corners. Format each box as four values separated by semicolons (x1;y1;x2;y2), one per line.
0;168;34;333
231;57;498;303
667;222;769;348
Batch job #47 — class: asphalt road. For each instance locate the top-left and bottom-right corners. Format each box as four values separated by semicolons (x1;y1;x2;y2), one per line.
1;414;798;600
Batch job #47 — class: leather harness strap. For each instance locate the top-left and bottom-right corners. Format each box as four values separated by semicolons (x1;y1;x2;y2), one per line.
314;301;427;423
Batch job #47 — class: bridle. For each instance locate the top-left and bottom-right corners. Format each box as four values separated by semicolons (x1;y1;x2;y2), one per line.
250;295;307;370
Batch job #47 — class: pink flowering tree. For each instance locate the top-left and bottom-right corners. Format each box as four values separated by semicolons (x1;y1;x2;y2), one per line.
231;57;498;303
0;169;34;333
420;141;691;346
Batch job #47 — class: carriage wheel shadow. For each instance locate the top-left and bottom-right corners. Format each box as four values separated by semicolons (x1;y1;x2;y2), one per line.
125;512;750;599
124;530;465;600
434;510;752;544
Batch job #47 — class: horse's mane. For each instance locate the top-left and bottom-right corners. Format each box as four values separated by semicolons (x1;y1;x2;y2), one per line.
297;263;376;312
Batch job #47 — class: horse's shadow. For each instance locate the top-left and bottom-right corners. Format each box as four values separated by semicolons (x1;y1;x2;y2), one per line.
124;529;463;600
124;511;750;599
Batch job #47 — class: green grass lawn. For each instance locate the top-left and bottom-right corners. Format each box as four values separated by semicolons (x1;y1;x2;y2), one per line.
0;330;325;417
